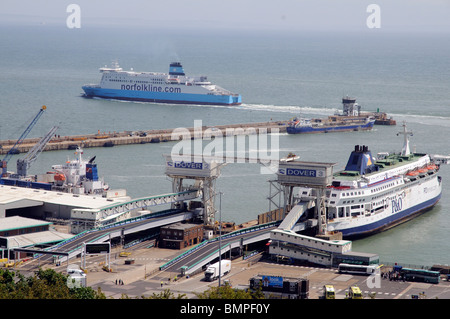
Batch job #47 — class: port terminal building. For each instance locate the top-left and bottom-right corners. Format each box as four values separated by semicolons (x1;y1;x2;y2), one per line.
0;216;73;258
0;184;130;221
269;229;379;267
0;184;130;253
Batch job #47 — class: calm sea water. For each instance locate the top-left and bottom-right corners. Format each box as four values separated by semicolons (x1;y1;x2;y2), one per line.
1;24;450;266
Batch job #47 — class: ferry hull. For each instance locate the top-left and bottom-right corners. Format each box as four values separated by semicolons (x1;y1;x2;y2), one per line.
330;190;441;239
82;86;242;106
287;120;374;134
315;125;443;240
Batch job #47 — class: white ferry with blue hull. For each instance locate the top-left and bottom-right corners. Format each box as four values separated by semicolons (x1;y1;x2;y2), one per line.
287;117;374;134
82;61;242;106
324;123;442;239
287;96;375;135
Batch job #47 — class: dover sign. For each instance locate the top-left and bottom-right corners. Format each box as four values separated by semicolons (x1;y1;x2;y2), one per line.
277;161;335;187
164;156;221;178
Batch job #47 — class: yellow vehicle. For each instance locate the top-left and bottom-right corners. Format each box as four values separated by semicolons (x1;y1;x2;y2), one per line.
323;285;335;299
348;286;363;299
323;285;336;299
119;251;131;257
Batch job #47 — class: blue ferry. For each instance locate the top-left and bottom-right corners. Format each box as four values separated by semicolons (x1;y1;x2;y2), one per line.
82;61;242;106
287;96;375;134
287;117;375;134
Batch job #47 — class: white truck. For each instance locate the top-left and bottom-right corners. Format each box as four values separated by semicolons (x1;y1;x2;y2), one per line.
204;260;231;282
67;268;87;288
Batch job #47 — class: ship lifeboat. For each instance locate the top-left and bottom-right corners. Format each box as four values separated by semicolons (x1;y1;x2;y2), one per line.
406;171;419;177
53;173;66;186
426;164;438;171
54;173;66;181
418;168;428;174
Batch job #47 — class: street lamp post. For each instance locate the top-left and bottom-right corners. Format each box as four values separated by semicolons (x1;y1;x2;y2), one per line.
218;191;223;287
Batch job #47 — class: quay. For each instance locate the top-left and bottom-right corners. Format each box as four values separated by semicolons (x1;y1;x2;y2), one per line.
0;120;288;156
84;248;450;300
2;150;448;300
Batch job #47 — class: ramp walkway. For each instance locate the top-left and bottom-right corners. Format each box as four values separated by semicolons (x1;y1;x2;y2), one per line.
278;199;314;231
71;189;200;228
159;222;278;276
34;208;192;264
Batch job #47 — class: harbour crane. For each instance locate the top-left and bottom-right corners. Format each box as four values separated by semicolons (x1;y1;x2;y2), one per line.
1;105;47;176
16;125;59;177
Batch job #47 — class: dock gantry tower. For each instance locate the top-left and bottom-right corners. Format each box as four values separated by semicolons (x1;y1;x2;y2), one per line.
268;155;336;236
164;154;225;225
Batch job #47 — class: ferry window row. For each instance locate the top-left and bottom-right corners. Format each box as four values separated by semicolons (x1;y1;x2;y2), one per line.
370;181;399;193
107;79;128;82
370;182;400;202
106;78;165;84
341;191;364;197
133;79;165;84
341;197;366;204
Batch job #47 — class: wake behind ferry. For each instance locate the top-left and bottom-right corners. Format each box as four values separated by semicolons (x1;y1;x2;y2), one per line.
82;61;242;106
322;123;442;238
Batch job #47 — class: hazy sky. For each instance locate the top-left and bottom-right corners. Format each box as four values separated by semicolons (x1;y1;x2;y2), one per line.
2;0;450;33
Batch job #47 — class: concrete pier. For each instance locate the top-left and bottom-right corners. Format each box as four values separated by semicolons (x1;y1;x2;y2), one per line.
0;121;288;155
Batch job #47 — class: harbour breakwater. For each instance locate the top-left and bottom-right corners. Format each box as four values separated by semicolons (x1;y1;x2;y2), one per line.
0;121;288;155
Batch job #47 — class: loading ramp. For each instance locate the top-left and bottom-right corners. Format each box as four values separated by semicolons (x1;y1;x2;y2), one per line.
278;199;315;231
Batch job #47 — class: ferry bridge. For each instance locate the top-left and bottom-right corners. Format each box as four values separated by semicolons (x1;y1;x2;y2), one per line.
31;208;194;265
70;189;201;233
159;222;278;276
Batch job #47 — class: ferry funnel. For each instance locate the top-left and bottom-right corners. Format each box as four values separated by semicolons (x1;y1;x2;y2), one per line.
344;145;378;175
169;62;185;76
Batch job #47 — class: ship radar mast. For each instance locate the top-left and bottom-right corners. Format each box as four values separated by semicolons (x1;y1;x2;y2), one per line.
99;60;122;73
342;95;361;117
397;122;413;156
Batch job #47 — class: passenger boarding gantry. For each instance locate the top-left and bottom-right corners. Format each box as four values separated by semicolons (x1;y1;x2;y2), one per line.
269;155;336;236
164;153;280;225
164;154;225;225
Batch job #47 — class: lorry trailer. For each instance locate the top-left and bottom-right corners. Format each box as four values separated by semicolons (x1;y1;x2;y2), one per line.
204;260;231;282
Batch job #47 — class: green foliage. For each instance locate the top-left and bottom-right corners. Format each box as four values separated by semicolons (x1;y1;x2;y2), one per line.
115;288;186;299
195;282;265;299
0;268;106;299
142;288;187;299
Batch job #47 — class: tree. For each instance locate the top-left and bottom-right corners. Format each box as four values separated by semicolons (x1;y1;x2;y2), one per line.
143;289;187;299
195;282;265;299
0;268;106;299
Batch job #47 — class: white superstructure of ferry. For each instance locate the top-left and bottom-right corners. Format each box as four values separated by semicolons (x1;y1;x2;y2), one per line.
324;123;442;238
82;61;241;106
